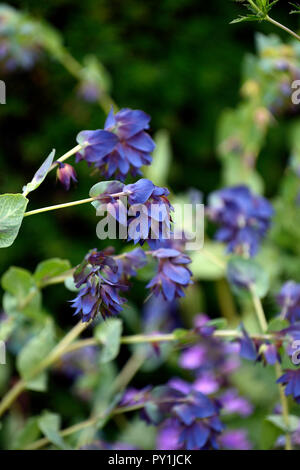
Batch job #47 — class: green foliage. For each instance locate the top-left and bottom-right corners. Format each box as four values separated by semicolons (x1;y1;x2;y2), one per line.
38;411;71;450
227;256;269;298
33;258;71;287
232;0;279;24
144;129;171;186
0;194;28;248
12;417;41;450
1;266;43;321
17;321;56;390
94;318;123;363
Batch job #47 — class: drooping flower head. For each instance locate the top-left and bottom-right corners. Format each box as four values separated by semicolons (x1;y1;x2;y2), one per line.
147;248;192;302
76;108;155;180
124;179;173;248
70;248;127;322
56;162;77;190
277;369;300;404
277;281;300;323
207;185;273;256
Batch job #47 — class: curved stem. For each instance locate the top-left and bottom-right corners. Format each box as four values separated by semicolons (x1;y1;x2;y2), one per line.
22;403;145;450
0;321;90;418
266;15;300;42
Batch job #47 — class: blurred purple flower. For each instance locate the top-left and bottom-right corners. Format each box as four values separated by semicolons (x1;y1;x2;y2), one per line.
277;281;300;323
208;185;273;256
219;389;253;417
219;430;252;450
147;248;192;302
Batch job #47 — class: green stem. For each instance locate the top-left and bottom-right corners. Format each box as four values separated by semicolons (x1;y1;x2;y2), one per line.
249;287;292;451
23;197;96;217
266;15;300;42
23;190;129;217
22;403;145;450
50;144;83;172
64;329;273;356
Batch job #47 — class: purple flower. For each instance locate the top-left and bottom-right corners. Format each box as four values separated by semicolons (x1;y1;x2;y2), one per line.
124;179;173;247
238;326;257;361
56;162;77;190
156;419;181;450
143;294;181;333
147;248;192;302
219;389;253;417
76;108;155;180
70;248;127;322
154;385;224;450
277;281;300;323
119;387;151;407
277;369;300;404
219;430;252;450
208;185;273;256
179;345;207;370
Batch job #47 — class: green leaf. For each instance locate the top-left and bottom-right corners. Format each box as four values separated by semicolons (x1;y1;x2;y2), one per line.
89;180;122;198
227;256;269;298
38;411;71;450
64;276;79;292
190;243;226;280
13;417;41;450
1;267;43;321
2;267;35;301
173;328;189;342
144;129;171;186
17;322;56;390
267;318;289;333
230;15;261;24
266;414;299;433
290;2;300;14
0;316;15;341
94;318;123;363
33;258;71;287
0;194;28;248
207;318;228;330
22;150;55;197
260;417;282;449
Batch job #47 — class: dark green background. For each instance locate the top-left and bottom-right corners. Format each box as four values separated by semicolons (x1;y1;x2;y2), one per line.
0;0;298;270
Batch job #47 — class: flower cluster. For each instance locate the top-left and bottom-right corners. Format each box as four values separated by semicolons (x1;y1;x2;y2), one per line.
70;248;127;322
207;185;273;256
0;5;42;71
145;384;224;450
96;178;173;247
147;248;192;302
76;108;155;180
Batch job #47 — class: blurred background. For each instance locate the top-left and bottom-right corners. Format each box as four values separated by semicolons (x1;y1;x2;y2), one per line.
1;0;298;267
2;0;300;450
